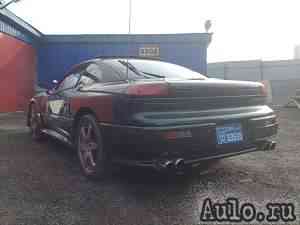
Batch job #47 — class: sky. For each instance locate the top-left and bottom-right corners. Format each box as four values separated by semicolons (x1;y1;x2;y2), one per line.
7;0;300;62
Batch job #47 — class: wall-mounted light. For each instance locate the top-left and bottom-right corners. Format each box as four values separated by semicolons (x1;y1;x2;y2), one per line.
205;20;212;33
0;0;22;10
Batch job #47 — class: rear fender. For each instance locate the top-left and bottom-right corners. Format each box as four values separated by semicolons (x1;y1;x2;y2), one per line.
70;94;113;123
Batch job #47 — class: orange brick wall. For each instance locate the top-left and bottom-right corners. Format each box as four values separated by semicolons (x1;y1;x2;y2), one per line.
0;32;37;112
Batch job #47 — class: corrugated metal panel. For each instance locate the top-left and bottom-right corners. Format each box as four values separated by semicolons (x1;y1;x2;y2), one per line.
0;8;42;37
44;33;211;44
0;9;39;112
38;33;211;85
0;32;36;112
0;19;34;44
208;59;300;105
0;8;42;45
208;59;300;81
270;79;300;105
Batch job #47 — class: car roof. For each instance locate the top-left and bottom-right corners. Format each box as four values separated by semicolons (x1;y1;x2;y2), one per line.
99;56;161;61
80;56;161;65
68;57;162;75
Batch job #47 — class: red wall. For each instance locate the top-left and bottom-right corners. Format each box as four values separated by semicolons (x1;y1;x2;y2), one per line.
0;33;36;112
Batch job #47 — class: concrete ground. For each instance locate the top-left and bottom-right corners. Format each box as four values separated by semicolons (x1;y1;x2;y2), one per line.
0;109;299;225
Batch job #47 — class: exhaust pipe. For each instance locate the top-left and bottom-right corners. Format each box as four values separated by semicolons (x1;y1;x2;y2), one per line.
262;141;277;151
157;159;186;171
174;158;185;170
270;141;276;150
263;142;270;151
161;160;174;170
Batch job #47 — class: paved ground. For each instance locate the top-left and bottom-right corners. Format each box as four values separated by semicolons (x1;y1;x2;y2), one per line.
0;109;299;225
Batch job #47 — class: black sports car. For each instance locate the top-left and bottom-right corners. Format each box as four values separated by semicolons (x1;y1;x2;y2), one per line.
27;57;278;179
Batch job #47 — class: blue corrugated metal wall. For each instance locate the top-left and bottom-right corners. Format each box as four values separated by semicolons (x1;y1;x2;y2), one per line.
38;34;211;85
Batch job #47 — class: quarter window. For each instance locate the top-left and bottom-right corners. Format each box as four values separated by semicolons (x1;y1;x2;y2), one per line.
78;75;96;87
57;73;80;91
85;63;123;83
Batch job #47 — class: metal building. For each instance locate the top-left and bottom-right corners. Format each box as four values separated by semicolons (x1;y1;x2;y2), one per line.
0;9;212;112
0;8;41;112
208;59;300;105
39;34;212;85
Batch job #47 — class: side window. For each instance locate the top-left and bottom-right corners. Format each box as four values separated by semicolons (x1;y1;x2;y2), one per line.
78;75;97;87
57;73;80;91
85;63;124;83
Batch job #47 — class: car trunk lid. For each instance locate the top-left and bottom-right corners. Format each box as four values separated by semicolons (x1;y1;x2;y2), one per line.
126;78;266;115
166;78;263;98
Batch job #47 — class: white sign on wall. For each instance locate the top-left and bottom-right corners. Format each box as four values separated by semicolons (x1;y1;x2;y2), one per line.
139;45;160;58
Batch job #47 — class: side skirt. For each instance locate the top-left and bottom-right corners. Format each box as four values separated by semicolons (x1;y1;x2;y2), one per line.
41;129;73;147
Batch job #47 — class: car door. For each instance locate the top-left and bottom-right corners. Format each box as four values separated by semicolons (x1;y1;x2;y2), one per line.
47;72;81;137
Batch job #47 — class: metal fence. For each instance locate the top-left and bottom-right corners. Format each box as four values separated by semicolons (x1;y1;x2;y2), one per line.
208;60;300;105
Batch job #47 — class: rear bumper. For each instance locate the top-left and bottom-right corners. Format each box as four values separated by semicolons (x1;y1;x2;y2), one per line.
100;106;278;168
110;144;275;169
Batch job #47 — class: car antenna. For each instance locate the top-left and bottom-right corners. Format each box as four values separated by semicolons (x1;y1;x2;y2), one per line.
126;0;132;82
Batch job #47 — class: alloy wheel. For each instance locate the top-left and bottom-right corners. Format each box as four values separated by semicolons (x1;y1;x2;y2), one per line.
78;120;99;174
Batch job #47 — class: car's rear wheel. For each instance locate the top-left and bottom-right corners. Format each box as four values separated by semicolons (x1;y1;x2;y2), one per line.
76;114;110;180
29;104;44;141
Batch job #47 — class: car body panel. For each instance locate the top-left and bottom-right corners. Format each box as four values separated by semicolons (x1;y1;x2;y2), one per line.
70;94;114;123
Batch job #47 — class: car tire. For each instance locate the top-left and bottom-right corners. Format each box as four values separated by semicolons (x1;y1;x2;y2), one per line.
76;114;111;180
29;104;44;141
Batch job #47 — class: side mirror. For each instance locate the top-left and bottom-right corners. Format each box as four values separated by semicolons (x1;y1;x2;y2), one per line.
46;89;53;95
46;80;59;95
51;79;59;90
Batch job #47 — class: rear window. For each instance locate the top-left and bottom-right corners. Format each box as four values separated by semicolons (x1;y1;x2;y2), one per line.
102;60;147;80
85;63;124;83
104;59;207;80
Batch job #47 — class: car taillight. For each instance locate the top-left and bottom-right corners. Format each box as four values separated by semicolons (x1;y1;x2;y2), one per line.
162;130;193;140
127;83;169;96
260;83;268;97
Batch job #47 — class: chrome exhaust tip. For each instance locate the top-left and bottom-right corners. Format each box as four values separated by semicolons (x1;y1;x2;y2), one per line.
263;142;270;151
174;158;185;170
262;141;276;151
270;141;276;150
161;160;174;170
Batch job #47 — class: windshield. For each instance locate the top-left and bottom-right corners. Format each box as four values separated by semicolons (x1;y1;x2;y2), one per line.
105;59;207;80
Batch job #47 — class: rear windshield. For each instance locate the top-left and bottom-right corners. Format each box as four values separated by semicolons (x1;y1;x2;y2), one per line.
104;59;207;80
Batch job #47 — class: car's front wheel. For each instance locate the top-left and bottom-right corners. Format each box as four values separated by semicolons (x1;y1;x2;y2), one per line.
76;114;110;180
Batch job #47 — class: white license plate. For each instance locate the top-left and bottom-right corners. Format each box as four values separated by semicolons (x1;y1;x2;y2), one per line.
216;123;244;145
